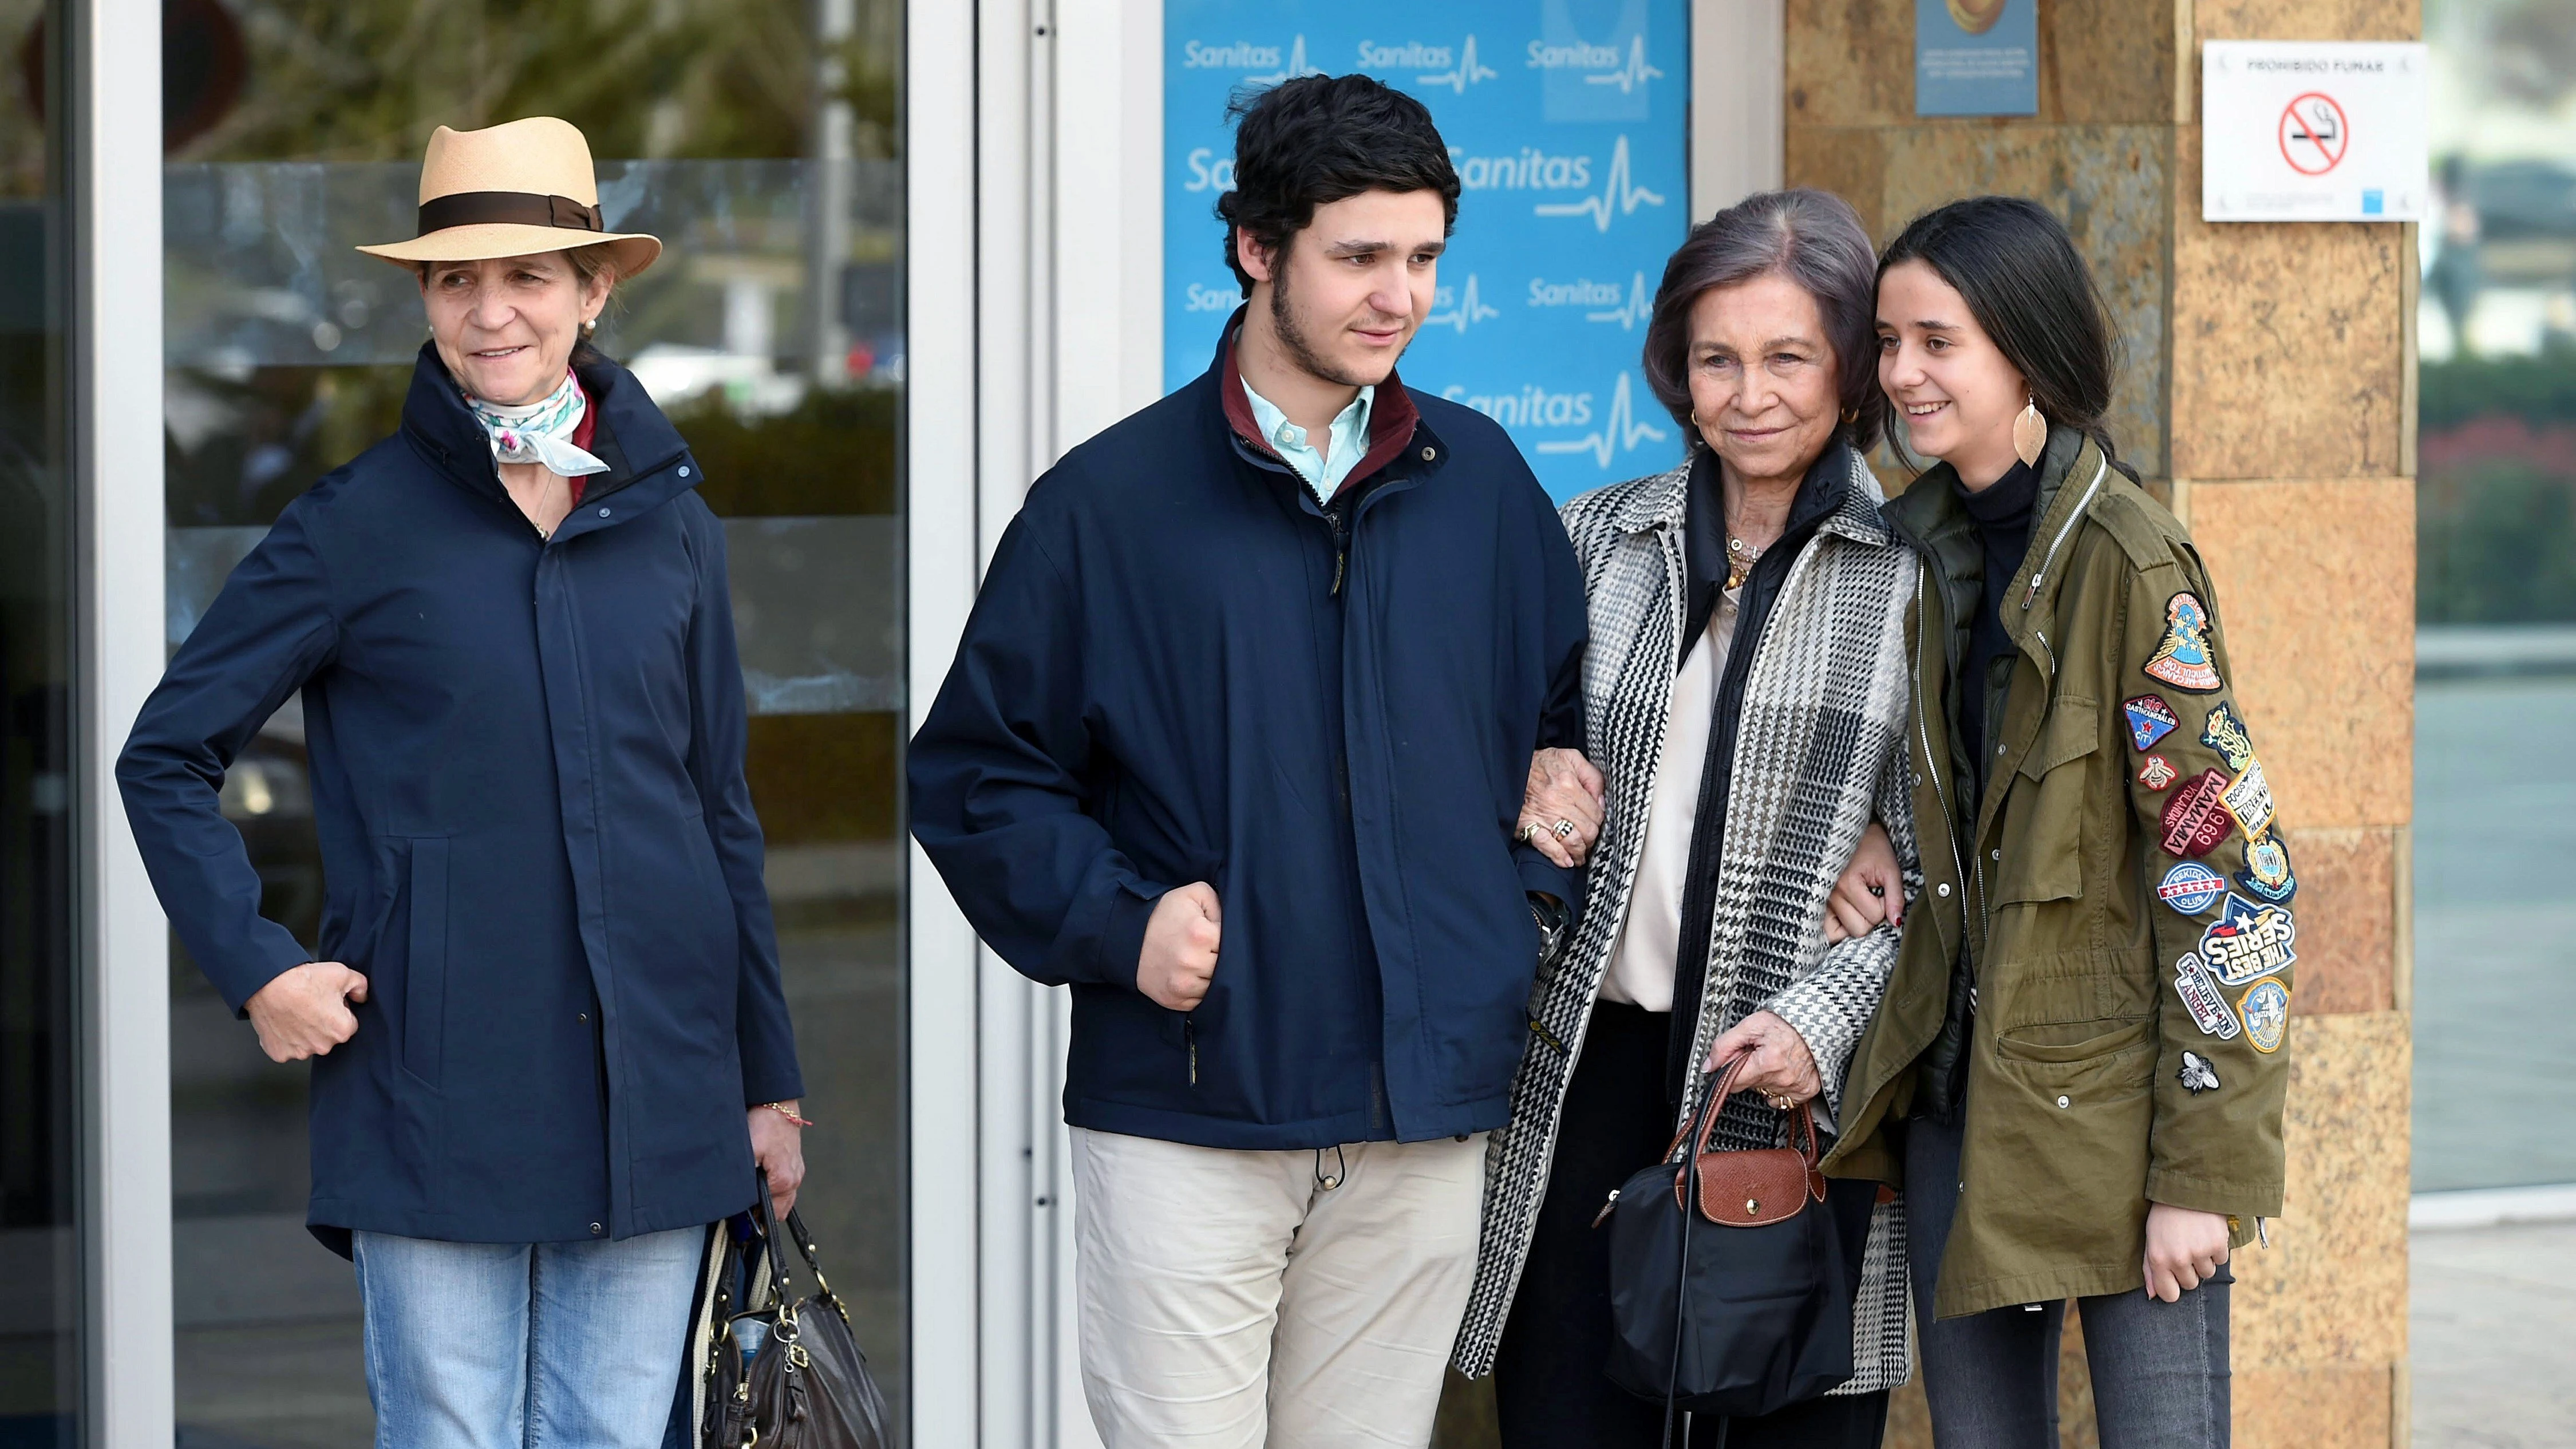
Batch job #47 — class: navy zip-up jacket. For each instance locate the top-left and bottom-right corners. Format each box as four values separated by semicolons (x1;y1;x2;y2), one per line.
119;344;801;1251
910;315;1589;1150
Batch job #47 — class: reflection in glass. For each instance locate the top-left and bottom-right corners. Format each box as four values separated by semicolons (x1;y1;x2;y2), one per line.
162;2;908;1442
0;1;80;1444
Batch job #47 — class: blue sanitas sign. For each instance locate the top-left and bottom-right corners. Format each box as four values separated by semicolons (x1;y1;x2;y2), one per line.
1165;0;1691;502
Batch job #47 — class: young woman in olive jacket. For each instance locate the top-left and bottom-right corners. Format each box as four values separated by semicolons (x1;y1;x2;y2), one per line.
1829;196;2289;1446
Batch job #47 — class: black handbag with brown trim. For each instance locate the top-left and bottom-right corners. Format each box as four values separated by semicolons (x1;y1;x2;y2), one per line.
1601;1053;1870;1422
701;1174;893;1449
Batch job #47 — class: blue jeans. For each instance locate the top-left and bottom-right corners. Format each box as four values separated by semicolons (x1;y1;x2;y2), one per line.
353;1227;705;1449
1905;1113;2233;1449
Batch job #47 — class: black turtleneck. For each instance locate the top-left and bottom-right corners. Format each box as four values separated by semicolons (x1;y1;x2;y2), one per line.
1953;457;2041;775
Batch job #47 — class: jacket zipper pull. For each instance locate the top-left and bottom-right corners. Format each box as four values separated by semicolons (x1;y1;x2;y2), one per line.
1184;1017;1199;1086
1592;1188;1622;1229
1332;550;1346;596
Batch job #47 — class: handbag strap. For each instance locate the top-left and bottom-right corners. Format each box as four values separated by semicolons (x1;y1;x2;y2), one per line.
1685;1051;1824;1170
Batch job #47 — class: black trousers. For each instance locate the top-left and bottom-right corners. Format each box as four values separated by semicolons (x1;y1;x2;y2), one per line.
1492;1001;1890;1449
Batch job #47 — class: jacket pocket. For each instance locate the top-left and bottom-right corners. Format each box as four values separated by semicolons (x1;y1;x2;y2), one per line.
1994;696;2100;906
1995;1015;2152;1065
402;838;448;1089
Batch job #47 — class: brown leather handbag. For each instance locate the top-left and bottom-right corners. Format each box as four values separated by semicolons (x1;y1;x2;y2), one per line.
1601;1052;1867;1423
704;1175;892;1449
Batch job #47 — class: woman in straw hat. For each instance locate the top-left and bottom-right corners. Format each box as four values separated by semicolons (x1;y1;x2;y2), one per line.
119;117;803;1443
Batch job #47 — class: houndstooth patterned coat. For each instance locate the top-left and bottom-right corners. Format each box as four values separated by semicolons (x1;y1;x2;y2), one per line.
1452;446;1923;1395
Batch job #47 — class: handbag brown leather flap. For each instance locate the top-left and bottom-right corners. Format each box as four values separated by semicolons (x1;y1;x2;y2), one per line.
1678;1145;1827;1227
1666;1052;1830;1227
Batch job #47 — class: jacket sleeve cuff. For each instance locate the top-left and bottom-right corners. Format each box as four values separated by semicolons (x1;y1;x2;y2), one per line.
1760;929;1901;1123
2144;1165;2283;1221
213;931;327;1020
1515;848;1582;927
741;1064;808;1107
1096;881;1165;992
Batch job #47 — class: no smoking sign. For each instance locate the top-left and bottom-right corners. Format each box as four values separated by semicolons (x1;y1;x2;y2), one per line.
2204;41;2427;222
2278;92;2348;175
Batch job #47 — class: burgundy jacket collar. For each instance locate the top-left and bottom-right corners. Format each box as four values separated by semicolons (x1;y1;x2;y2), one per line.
1216;310;1423;500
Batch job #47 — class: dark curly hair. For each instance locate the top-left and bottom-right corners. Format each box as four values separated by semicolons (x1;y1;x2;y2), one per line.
1216;74;1461;295
1639;188;1884;453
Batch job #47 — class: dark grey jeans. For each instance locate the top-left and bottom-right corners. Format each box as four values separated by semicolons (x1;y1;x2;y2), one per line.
1903;1112;2233;1449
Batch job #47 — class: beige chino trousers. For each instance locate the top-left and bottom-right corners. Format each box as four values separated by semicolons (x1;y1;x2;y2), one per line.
1068;1127;1488;1448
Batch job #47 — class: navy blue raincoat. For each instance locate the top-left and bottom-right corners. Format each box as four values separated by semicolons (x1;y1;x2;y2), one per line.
910;315;1589;1150
120;344;801;1251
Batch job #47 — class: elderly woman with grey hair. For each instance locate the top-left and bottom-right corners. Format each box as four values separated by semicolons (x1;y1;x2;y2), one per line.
1456;188;1920;1447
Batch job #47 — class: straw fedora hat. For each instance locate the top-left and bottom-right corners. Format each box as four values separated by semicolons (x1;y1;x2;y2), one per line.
356;116;661;279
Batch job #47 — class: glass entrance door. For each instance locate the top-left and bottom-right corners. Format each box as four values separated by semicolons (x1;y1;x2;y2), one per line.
157;3;910;1441
0;1;79;1443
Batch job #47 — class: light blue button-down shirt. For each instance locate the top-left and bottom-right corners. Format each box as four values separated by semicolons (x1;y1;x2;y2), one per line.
1242;379;1374;503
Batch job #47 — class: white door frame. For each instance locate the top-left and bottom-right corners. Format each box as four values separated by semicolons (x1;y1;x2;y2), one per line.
903;3;1775;1443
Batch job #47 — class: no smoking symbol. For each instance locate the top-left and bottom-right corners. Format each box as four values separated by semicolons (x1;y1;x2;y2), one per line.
2278;92;2348;175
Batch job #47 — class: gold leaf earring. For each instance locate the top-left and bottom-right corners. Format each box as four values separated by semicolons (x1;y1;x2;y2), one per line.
2012;396;2046;468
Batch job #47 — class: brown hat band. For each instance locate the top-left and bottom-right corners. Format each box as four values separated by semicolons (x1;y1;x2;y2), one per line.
415;190;604;236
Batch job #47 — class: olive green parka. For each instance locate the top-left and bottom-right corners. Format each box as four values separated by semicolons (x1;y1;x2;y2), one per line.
1826;429;2290;1318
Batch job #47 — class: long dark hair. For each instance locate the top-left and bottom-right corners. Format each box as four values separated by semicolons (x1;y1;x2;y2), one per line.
1876;196;2137;481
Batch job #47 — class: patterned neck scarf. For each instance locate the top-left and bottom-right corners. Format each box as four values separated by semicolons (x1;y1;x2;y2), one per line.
465;369;608;477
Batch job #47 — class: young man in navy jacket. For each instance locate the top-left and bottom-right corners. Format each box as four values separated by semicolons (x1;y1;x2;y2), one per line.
911;74;1591;1446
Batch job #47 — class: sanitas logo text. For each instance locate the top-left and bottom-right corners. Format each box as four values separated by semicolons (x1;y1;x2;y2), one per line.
1441;382;1595;429
1180;39;1279;70
1526;39;1620;69
1358;39;1451;68
1527;278;1628;308
1450;145;1592;192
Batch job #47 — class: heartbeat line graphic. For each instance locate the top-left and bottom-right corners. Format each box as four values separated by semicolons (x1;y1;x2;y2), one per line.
1248;35;1320;85
1417;35;1498;94
1536;373;1669;468
1582;35;1665;93
1427;274;1500;334
1534;136;1666;232
1584;272;1653;330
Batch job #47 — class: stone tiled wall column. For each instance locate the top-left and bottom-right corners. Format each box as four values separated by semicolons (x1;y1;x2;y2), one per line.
1784;4;2416;1447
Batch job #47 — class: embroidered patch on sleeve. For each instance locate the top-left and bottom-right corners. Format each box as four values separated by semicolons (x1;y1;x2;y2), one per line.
2142;593;2223;693
2158;862;2227;914
2221;759;2277;839
2125;694;2180;752
2139;754;2180;791
2172;953;2241;1040
2199;701;2257;771
2237;834;2297;904
2199;894;2297;986
2237;978;2291;1053
2178;1050;2223;1094
2160;769;2235;858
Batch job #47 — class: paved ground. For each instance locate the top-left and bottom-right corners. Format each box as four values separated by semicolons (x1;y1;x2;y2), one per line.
2412;1221;2576;1447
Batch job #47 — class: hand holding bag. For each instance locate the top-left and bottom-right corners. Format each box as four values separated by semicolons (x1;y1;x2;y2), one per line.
1602;1052;1864;1423
703;1174;894;1449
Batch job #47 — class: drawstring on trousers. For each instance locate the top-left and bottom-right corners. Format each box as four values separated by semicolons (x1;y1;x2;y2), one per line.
1314;1144;1346;1191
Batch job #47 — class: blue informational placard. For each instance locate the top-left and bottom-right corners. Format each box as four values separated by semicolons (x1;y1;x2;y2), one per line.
1165;0;1690;502
1914;0;2038;116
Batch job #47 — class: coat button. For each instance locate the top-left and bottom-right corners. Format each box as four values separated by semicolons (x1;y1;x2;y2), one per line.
1937;883;1951;898
1997;743;2008;756
598;507;611;517
589;1222;605;1235
2056;1095;2071;1109
577;1012;589;1023
1992;848;2002;861
1420;446;1435;461
678;465;692;477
